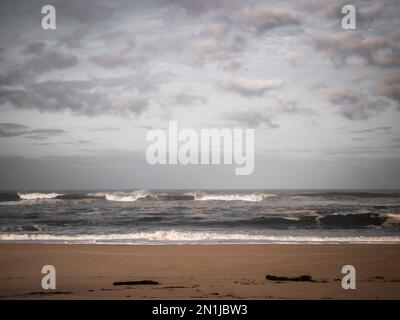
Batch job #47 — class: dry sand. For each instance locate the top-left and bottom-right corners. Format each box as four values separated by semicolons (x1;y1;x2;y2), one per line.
0;244;399;299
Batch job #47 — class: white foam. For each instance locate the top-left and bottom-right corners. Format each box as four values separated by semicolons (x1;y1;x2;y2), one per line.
188;192;275;202
1;230;399;244
17;192;61;200
104;190;149;202
383;213;400;227
87;192;107;198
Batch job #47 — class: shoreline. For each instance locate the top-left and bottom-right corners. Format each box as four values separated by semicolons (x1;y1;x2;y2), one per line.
1;243;400;299
1;241;400;245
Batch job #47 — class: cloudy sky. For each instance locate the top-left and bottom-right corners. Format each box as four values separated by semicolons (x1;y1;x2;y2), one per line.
0;0;399;190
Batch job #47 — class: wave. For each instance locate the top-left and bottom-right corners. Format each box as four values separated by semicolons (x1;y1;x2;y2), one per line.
17;192;61;200
0;193;20;202
318;212;387;228
3;191;273;203
186;213;397;229
1;230;399;244
382;213;400;228
187;192;276;202
92;191;273;202
104;190;150;202
2;190;399;203
56;194;99;200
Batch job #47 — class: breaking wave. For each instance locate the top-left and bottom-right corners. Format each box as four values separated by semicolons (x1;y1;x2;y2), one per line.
1;230;399;244
1;190;398;203
104;190;150;202
12;191;278;202
382;213;400;228
17;192;61;200
188;192;276;202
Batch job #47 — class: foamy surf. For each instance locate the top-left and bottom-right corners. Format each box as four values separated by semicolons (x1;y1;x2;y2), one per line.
88;190;150;202
187;192;276;202
1;190;399;245
17;192;61;200
105;190;149;202
1;231;399;244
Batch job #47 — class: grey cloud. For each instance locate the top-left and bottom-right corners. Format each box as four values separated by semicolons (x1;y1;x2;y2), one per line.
85;126;120;132
0;79;149;117
58;28;89;49
0;51;79;86
97;30;131;42
31;142;53;146
31;140;92;146
89;52;130;69
100;72;163;93
60;140;93;145
0;123;67;140
336;126;392;134
358;2;387;24
314;32;400;68
184;30;246;67
321;148;383;156
57;1;116;24
186;38;220;65
376;74;400;107
0;63;162;116
24;129;67;140
76;140;92;144
350;126;392;134
53;1;120;49
229;35;247;52
201;22;227;39
325;89;390;120
141;124;164;131
0;69;25;87
0;123;29;137
142;35;186;57
21;42;47;56
224;99;312;127
29;51;79;73
241;4;303;33
168;0;229;15
225;111;279;128
297;0;391;25
110;96;149;115
267;146;384;157
319;0;346;19
264;145;386;157
220;77;283;97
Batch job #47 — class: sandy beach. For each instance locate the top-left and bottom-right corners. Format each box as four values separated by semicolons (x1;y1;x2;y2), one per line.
0;244;399;299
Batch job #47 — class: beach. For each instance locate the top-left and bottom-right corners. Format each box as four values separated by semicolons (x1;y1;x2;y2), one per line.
0;244;399;300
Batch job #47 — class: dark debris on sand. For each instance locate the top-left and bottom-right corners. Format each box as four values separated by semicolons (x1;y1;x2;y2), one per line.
113;280;160;286
266;274;315;282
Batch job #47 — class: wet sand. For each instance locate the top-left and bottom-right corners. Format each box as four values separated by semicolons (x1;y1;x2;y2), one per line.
0;244;399;299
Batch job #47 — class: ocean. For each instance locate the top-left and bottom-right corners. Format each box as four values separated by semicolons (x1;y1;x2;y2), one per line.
0;190;399;244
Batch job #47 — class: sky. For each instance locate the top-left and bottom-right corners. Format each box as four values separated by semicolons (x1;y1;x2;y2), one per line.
0;0;399;190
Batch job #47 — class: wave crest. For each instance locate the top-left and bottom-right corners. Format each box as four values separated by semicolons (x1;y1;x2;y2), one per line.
1;230;399;244
17;192;61;200
104;190;149;202
188;192;276;202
